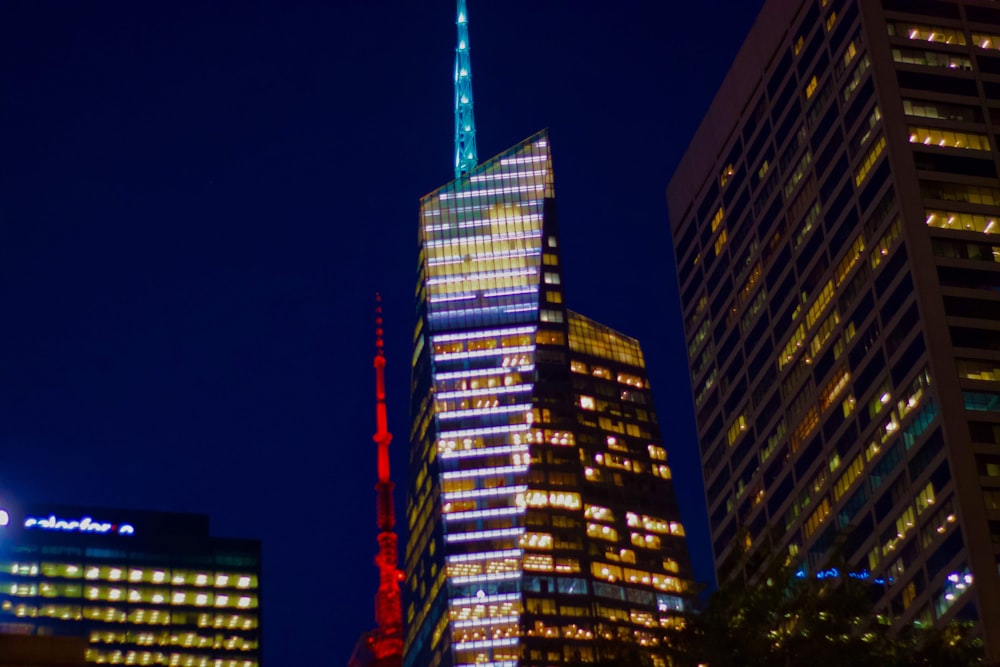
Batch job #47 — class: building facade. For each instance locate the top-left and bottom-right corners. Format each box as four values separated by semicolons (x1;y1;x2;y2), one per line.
667;0;1000;659
404;131;695;667
0;503;261;666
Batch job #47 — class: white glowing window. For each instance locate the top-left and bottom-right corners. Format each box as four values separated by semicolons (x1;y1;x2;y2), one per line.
579;396;596;410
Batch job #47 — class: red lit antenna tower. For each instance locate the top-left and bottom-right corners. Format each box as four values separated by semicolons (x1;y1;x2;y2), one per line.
352;293;404;667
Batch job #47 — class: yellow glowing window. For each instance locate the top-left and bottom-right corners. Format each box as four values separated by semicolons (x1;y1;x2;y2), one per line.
793;35;805;55
570;360;587;374
778;324;806;370
804;497;832;538
524;554;554;572
835;235;865;286
592;562;623;581
727;414;748;446
809;309;840;357
714;228;728;255
791;407;819;453
720;164;735;187
545;290;563;304
587;523;619;542
909;126;989;151
520;532;553;549
925;210;999;234
618;372;644;387
554;558;580;573
843;41;858;67
820;367;850;411
894;23;966;45
647;445;667;461
974;32;1000;50
585;504;614;521
805;280;835;329
833;455;865;502
579;395;596;410
825;11;837;31
805;76;819;99
854;135;886;186
711;207;724;232
592;366;612;379
916;481;936;514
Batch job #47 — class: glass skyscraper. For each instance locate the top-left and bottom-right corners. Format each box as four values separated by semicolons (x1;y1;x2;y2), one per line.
404;131;694;667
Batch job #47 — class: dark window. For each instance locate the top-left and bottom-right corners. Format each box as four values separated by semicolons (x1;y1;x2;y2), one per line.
938;266;1000;290
944;296;1000;321
768;474;794;515
886;302;919;357
859;161;892;212
950;326;1000;351
880;273;915;327
830;3;859;53
794;436;822;479
875;246;909;296
909;428;944;481
844;79;875;129
855;349;887;390
897;71;978;97
892;335;926;386
914;151;997;178
926;530;964;580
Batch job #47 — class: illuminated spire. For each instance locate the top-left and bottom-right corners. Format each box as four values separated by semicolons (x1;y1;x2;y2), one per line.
369;294;403;665
454;0;478;179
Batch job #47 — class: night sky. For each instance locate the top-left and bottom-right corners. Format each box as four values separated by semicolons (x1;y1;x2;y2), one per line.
1;1;765;663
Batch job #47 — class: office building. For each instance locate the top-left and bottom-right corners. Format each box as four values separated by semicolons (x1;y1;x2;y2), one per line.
0;502;261;666
667;0;1000;659
403;4;696;667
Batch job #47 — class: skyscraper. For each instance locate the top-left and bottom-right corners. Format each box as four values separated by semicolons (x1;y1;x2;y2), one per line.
403;4;695;667
667;0;1000;659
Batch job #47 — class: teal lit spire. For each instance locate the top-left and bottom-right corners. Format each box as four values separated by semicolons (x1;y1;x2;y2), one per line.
454;0;478;179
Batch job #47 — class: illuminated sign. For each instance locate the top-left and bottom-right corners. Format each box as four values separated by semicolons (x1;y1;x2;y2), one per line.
23;515;135;536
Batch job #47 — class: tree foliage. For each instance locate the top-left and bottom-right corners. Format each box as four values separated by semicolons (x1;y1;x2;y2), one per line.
666;555;988;667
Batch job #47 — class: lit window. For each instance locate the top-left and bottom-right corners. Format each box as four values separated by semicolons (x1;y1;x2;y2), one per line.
805;75;819;99
579;396;596;410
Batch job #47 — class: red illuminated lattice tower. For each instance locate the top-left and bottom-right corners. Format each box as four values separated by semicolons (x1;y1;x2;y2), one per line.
368;294;403;667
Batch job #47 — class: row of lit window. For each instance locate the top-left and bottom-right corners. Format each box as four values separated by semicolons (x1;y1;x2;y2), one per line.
5;584;256;608
86;649;256;667
567;313;644;368
909;126;990;151
926;210;998;234
2;564;255;589
90;631;255;650
569;360;646;388
0;601;256;629
590;563;681;593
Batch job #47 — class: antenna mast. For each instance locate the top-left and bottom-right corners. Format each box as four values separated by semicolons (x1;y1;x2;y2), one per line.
370;294;403;666
454;0;478;178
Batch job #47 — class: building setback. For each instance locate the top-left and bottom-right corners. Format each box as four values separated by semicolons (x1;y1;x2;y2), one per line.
0;503;261;666
667;0;1000;660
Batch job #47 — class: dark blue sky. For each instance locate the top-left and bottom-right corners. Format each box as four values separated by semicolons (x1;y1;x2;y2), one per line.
1;1;764;663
